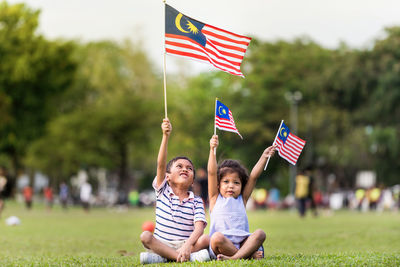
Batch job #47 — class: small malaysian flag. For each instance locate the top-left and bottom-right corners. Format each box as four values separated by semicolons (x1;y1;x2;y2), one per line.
274;122;306;165
165;4;251;77
215;100;242;139
274;121;306;165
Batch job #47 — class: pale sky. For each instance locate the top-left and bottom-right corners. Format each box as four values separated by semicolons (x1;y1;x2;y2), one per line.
9;0;400;74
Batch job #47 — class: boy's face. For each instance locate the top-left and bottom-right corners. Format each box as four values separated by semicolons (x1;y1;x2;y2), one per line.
219;171;242;198
166;159;194;188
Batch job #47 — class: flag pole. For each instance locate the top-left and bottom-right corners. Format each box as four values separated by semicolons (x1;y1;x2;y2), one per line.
162;0;168;118
214;98;217;135
264;120;284;171
213;98;218;155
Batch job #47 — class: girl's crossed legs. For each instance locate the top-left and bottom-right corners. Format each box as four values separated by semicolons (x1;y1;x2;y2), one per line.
210;229;266;260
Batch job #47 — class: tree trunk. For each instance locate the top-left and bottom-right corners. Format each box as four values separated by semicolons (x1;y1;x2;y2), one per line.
117;142;128;202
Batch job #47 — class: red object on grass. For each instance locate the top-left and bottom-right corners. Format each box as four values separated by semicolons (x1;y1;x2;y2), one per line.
142;221;155;232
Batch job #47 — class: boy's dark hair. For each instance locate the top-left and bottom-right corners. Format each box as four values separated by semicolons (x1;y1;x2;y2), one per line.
166;156;196;178
217;159;249;191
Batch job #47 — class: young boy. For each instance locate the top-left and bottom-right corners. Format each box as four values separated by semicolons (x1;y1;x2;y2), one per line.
140;118;210;264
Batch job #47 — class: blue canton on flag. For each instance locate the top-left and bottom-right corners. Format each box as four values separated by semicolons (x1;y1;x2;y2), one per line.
277;122;290;144
216;101;230;120
165;5;207;47
215;100;242;139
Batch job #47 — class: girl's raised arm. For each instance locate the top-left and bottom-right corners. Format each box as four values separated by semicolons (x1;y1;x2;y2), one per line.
242;145;277;204
208;135;219;211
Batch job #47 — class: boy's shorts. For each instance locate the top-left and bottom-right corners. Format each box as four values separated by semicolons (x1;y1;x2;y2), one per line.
147;238;185;252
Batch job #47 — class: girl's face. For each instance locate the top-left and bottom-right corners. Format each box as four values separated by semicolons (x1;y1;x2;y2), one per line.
219;171;242;198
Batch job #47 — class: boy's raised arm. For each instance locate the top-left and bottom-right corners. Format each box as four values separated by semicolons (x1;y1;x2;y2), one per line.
156;118;172;188
242;145;277;204
208;135;219;209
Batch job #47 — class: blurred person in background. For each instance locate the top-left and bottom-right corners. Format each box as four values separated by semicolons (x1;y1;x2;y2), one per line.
379;187;394;211
313;190;323;210
0;167;8;218
253;188;268;209
367;186;381;210
267;187;280;210
80;181;92;213
59;182;69;210
355;188;366;211
43;186;54;211
295;166;316;217
193;168;208;208
393;185;400;211
23;185;33;210
308;167;318;217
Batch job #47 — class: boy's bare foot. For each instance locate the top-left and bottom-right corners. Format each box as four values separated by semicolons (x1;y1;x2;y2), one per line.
217;254;231;261
252;250;264;259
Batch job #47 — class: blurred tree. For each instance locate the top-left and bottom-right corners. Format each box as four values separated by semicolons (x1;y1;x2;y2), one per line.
170;34;400;192
26;41;161;196
0;2;77;174
162;38;338;195
359;27;400;184
166;72;223;169
240;38;335;194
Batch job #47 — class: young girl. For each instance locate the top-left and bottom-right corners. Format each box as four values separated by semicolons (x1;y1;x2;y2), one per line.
208;135;277;260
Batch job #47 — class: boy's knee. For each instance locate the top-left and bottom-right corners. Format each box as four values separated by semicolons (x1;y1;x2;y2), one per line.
140;231;153;247
210;232;225;246
254;229;266;242
192;234;210;251
198;234;210;246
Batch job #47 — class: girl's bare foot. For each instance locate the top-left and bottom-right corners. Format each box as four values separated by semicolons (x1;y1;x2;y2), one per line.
252;250;263;259
217;254;231;261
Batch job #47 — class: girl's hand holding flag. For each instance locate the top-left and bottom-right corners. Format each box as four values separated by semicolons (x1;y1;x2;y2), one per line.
261;145;278;160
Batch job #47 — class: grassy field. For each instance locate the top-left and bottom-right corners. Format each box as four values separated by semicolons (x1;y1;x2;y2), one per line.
0;201;399;266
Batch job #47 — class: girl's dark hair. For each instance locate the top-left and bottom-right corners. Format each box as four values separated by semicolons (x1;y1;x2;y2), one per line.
217;159;249;191
166;156;196;178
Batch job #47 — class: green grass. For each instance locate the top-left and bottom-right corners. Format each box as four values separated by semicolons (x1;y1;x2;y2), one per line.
0;201;399;266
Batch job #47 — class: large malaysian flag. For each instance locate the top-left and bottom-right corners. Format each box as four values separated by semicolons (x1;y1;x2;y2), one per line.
165;4;251;77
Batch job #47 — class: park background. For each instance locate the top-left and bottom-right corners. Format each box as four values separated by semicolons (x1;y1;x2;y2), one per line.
0;0;400;266
0;0;399;199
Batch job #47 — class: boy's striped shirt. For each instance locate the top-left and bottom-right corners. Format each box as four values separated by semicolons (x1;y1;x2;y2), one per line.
152;178;207;242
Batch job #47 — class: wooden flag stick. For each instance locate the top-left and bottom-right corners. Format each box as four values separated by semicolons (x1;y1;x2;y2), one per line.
162;0;167;118
264;120;284;171
163;52;167;118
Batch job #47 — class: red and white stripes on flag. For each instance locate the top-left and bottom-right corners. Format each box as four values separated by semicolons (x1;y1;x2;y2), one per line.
273;121;306;165
165;4;251;77
275;135;305;165
215;111;242;138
